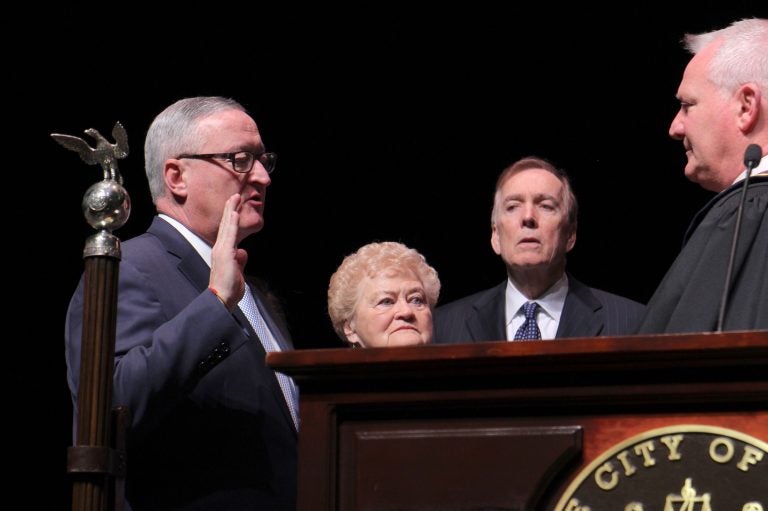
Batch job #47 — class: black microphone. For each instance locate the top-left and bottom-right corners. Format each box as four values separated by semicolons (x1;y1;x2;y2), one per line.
716;143;763;332
744;144;763;168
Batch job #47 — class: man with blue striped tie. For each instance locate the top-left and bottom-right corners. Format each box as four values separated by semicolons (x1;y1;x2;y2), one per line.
435;156;645;343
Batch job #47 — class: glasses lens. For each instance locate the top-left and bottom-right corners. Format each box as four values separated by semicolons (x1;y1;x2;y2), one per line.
232;152;254;173
259;152;277;174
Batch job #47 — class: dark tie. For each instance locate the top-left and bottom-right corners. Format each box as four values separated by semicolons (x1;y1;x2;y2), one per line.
240;287;299;429
514;302;541;340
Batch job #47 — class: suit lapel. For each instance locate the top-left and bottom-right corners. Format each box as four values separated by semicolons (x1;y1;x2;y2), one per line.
557;276;604;338
250;284;293;351
148;217;210;290
466;282;507;342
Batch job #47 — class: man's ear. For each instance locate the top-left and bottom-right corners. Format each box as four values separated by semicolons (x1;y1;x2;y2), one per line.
736;83;762;134
164;159;189;199
491;222;502;255
565;225;577;253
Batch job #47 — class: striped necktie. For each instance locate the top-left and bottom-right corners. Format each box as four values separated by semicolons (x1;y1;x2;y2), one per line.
239;287;299;429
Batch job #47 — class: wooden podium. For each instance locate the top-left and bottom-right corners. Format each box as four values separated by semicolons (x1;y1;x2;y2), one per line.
268;332;768;510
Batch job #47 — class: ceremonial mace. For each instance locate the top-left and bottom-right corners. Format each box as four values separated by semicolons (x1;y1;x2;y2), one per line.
52;122;130;511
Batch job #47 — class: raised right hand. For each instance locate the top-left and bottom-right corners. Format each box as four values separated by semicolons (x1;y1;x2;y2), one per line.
209;194;248;310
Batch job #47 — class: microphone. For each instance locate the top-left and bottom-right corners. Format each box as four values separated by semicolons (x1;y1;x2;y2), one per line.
716;143;763;332
744;143;763;168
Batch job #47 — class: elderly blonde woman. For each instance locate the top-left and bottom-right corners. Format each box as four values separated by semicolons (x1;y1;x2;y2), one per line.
328;241;440;348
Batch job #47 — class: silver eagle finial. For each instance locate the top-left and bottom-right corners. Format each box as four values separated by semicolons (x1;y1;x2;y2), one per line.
51;121;129;182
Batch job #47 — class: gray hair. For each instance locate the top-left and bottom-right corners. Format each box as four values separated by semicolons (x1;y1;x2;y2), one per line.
327;241;440;340
684;18;768;95
143;96;246;203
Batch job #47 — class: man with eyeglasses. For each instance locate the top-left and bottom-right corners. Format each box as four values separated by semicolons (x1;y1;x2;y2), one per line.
65;96;298;510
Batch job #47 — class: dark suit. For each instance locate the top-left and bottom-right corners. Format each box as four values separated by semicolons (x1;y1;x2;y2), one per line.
65;217;297;511
434;274;644;343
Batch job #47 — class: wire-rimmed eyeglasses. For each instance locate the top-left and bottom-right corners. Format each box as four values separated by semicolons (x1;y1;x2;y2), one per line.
177;151;277;174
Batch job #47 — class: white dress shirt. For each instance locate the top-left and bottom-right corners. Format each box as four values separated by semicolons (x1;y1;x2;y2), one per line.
504;274;569;340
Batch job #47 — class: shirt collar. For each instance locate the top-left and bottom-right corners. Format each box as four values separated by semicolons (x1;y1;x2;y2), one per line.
504;273;569;325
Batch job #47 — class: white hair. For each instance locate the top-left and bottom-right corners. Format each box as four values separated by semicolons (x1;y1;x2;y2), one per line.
684;18;768;94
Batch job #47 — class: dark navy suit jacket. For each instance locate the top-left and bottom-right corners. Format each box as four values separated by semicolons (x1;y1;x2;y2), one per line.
434;275;645;343
65;217;297;511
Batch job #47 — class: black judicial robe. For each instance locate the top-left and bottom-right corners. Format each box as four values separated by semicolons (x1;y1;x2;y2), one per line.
638;175;768;333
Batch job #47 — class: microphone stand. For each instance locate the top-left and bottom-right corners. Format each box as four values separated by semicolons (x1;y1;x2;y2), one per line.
716;144;763;332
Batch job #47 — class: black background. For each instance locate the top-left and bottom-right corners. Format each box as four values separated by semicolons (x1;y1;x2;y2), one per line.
11;2;766;508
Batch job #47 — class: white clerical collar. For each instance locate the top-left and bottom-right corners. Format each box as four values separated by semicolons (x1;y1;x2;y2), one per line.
732;154;768;185
158;214;213;268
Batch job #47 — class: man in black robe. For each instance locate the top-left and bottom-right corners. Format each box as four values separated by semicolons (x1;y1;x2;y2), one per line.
638;18;768;333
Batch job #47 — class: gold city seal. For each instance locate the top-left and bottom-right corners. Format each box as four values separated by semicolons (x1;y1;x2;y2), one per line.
554;425;766;511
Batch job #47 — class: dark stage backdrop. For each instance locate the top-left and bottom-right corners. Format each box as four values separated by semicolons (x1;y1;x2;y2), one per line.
13;3;764;508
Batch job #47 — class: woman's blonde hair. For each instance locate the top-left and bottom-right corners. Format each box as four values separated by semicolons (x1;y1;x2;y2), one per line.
327;241;440;340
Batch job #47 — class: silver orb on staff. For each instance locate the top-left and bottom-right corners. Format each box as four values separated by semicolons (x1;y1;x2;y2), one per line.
52;121;131;256
53;120;132;511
